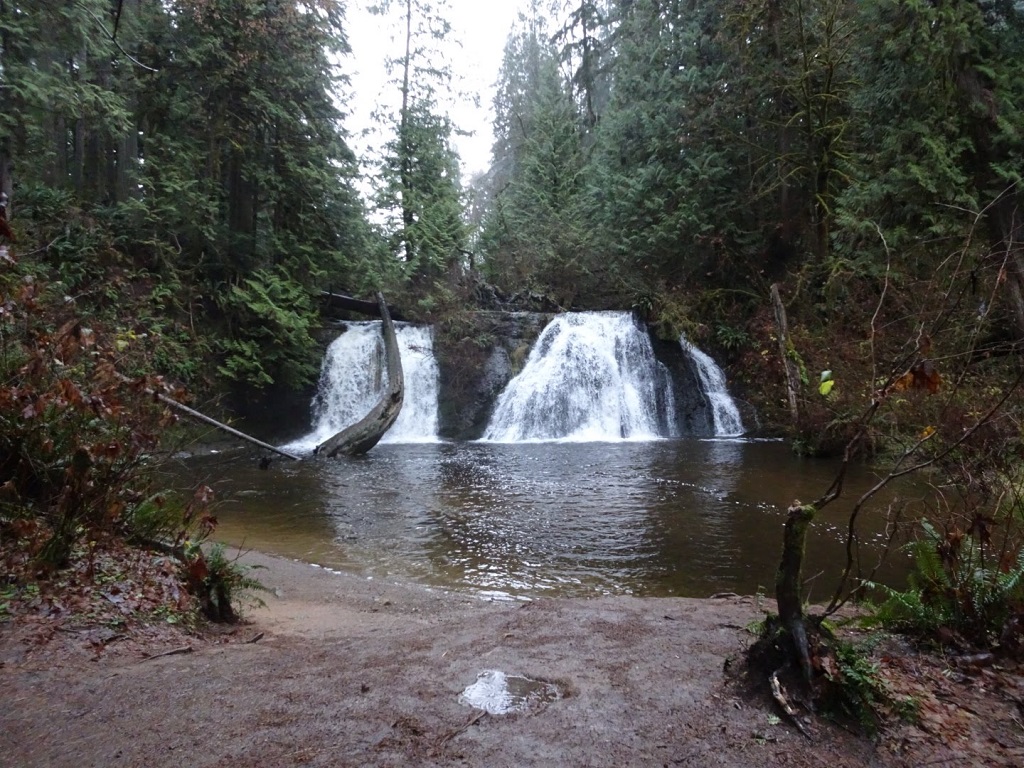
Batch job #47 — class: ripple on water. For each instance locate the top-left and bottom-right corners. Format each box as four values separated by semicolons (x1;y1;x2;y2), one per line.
171;440;918;598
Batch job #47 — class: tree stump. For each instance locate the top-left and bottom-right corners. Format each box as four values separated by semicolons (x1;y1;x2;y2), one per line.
777;501;817;684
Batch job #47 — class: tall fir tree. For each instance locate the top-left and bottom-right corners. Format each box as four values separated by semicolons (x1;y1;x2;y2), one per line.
371;0;467;292
480;10;587;305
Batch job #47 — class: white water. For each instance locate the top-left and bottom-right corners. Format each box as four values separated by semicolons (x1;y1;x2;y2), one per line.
283;323;439;453
482;312;677;442
680;336;744;437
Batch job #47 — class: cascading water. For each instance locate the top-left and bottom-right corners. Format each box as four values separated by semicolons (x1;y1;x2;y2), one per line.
482;312;677;442
680;336;744;437
284;322;439;453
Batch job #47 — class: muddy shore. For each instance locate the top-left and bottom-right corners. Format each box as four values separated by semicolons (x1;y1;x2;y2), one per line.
2;549;1020;767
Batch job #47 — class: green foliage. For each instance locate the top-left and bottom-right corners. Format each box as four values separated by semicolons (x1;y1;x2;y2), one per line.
868;520;1024;646
124;482;219;556
715;324;750;353
749;613;910;733
125;494;188;545
368;0;468;297
834;0;1023;259
185;542;269;623
216;268;320;390
787;344;809;387
585;0;727;287
825;639;903;733
480;14;590;304
469;0;1024;342
375;102;467;285
0;0;136;199
2;0;382;393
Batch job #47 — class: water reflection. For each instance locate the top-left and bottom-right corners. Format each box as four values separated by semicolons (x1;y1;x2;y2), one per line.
166;440;916;599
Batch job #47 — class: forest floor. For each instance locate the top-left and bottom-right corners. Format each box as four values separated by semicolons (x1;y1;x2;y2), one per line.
2;549;1023;768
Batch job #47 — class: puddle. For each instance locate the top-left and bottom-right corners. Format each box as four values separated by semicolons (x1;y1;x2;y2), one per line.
458;670;563;715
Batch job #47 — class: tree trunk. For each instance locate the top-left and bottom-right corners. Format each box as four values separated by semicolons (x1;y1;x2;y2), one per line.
0;141;13;216
771;283;801;425
316;293;404;458
399;0;416;265
992;191;1024;343
227;147;256;261
115;373;302;461
777;501;816;684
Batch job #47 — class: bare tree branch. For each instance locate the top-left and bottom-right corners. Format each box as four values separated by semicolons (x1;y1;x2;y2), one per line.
80;3;158;73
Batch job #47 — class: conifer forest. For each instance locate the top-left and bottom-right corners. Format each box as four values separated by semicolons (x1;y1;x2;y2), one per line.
2;3;1024;755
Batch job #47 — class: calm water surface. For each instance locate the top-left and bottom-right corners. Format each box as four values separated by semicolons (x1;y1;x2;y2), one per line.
166;440;919;599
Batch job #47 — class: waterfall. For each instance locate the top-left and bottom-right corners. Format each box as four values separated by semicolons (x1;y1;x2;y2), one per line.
284;322;439;452
482;312;677;442
680;336;744;437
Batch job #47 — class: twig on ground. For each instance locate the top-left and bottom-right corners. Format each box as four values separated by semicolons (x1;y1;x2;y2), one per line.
432;710;488;754
140;646;192;662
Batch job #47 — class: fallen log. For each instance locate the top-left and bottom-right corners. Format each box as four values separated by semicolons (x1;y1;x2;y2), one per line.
321;291;407;321
116;373;302;461
315;293;404;457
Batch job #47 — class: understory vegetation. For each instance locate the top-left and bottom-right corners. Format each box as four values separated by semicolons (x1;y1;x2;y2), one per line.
0;224;263;624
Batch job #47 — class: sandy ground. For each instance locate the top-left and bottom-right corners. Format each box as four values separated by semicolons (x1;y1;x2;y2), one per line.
2;550;1022;768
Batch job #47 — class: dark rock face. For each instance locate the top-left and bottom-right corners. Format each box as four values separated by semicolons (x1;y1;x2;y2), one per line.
435;312;730;441
650;335;715;438
255;313;743;444
434;312;551;440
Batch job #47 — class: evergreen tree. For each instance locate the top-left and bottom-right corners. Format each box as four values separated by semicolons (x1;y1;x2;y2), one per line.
371;0;467;290
2;0;379;391
0;0;142;208
553;0;613;137
481;12;587;305
835;0;1024;323
585;0;857;294
144;0;374;389
585;0;744;289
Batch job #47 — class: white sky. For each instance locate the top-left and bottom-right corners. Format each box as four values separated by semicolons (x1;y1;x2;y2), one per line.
344;0;532;181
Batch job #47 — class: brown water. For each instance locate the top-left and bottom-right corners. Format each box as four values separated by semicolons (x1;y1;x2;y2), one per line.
163;439;920;599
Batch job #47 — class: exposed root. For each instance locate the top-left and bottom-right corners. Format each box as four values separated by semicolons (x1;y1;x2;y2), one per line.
770;668;813;739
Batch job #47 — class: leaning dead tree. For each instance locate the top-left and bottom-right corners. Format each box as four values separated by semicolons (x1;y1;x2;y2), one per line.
770;283;801;426
315;293;404;457
115;373;302;461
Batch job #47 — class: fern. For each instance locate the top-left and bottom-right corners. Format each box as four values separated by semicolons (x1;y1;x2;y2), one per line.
869;519;1024;645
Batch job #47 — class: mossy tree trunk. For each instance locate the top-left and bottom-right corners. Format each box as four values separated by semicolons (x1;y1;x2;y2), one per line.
776;501;817;684
771;283;801;426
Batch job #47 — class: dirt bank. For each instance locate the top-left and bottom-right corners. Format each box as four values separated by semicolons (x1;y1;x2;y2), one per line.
2;550;1021;767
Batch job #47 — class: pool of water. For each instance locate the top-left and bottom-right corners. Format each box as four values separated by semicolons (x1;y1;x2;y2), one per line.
162;439;921;599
